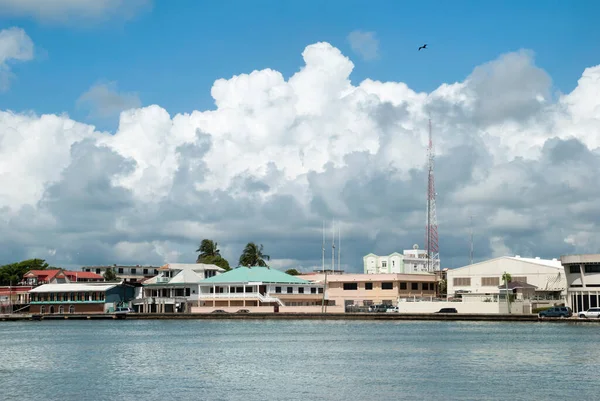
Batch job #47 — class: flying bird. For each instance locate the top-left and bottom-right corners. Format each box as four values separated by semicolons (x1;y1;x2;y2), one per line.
418;44;427;51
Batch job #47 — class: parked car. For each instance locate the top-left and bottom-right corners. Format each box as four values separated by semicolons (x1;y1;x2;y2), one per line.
386;306;399;313
538;306;572;318
435;308;458;313
211;310;228;314
236;309;250;313
114;306;134;314
578;307;600;319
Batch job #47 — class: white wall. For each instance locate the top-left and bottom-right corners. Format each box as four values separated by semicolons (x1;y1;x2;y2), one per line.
447;257;565;296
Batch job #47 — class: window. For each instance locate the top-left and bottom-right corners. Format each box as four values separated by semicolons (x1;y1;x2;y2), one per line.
143;269;149;275
131;268;136;274
96;269;101;274
287;287;293;294
343;283;358;290
512;276;527;283
382;261;387;268
453;277;471;286
411;283;418;290
318;288;323;294
365;282;373;290
69;305;75;314
392;261;395;266
569;266;579;274
299;287;304;294
400;282;407;290
382;282;393;290
275;287;281;293
85;269;91;272
585;265;600;274
118;268;124;274
185;288;191;297
311;287;316;294
154;269;159;275
482;277;500;286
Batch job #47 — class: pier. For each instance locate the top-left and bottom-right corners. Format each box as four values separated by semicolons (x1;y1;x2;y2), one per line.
2;312;600;323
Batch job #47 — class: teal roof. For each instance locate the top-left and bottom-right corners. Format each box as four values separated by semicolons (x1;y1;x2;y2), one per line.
200;266;310;284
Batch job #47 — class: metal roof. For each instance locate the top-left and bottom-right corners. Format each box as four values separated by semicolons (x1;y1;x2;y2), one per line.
200;266;312;284
29;283;118;293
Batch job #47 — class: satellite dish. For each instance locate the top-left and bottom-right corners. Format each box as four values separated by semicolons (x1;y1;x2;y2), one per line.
413;244;419;250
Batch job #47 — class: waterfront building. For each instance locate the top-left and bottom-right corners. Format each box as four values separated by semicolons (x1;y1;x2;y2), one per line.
28;282;137;314
133;263;225;313
194;266;325;312
560;253;600;313
298;272;437;309
363;245;438;274
81;264;162;283
446;256;566;303
0;286;33;313
22;269;104;286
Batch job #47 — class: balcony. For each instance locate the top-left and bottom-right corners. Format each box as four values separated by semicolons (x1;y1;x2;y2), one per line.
155;277;170;284
198;292;284;306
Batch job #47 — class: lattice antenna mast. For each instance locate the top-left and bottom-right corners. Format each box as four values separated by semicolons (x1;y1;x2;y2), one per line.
322;220;325;273
425;119;440;272
331;219;336;272
469;214;474;265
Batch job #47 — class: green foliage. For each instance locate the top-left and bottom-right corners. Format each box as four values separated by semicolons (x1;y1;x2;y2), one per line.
103;268;118;281
0;259;53;285
239;243;270;268
199;254;231;271
437;278;447;295
285;269;300;276
502;272;512;283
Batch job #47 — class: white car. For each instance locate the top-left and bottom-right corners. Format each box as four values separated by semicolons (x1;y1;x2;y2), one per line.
386;306;399;313
578;307;600;319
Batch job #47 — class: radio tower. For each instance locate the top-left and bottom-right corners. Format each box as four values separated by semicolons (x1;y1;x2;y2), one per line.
425;119;440;272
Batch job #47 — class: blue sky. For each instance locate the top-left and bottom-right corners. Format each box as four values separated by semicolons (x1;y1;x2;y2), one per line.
1;0;599;131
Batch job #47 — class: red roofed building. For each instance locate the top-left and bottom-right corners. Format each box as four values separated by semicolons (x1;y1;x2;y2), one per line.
22;269;104;287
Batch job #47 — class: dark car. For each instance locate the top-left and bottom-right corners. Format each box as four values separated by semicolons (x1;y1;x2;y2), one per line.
435;308;458;313
211;310;228;314
236;309;250;313
538;306;572;318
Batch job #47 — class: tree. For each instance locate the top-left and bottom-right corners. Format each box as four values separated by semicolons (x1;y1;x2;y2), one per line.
196;239;220;261
238;243;270;268
285;269;300;276
0;259;52;285
438;278;447;296
502;272;512;284
103;268;118;281
200;254;231;271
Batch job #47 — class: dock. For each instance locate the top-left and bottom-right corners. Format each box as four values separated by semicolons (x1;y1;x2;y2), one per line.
2;312;600;323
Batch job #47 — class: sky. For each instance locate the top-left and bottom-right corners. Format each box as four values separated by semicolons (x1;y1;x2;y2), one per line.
0;0;599;272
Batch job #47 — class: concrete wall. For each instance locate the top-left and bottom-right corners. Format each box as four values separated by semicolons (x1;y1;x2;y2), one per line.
191;305;346;314
397;301;501;314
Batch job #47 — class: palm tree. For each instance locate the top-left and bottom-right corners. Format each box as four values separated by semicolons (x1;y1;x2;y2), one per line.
239;243;270;268
502;272;512;284
196;239;220;262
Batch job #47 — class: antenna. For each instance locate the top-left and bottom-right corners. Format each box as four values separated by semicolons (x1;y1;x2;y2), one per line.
469;214;474;265
425;119;440;272
338;224;341;272
331;219;335;272
322;220;325;273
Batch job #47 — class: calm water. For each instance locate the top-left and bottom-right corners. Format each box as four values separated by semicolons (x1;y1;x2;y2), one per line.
1;320;599;400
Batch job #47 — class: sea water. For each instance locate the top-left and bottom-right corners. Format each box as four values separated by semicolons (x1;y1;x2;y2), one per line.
1;319;599;401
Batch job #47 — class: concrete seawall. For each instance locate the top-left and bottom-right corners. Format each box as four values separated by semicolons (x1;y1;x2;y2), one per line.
2;312;600;323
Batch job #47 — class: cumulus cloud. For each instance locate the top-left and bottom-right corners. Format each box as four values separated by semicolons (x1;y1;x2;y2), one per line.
0;27;34;91
1;42;600;271
0;0;151;24
77;82;142;120
347;30;380;61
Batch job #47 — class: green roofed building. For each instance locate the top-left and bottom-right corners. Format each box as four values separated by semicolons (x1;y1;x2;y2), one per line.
197;266;325;310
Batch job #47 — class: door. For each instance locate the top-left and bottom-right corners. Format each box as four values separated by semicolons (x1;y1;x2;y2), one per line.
259;285;266;295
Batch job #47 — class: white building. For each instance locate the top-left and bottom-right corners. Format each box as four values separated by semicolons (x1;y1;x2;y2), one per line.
560;253;600;313
81;264;162;283
132;263;225;313
446;256;566;302
363;245;437;274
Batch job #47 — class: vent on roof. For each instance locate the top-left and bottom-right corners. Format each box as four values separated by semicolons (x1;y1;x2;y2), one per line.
535;257;540;259
515;255;521;258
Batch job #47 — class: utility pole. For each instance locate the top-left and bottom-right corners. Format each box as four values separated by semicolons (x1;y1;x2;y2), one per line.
469;215;474;265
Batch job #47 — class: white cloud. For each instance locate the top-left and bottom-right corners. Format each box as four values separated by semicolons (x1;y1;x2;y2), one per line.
347;30;380;61
0;0;151;24
0;27;34;91
77;82;142;119
1;43;600;270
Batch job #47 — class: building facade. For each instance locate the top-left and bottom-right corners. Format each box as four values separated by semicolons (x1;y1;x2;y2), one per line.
446;256;566;301
133;263;225;313
560;254;600;313
363;245;438;274
196;266;324;310
81;264;162;283
28;282;137;314
22;269;104;286
299;273;438;309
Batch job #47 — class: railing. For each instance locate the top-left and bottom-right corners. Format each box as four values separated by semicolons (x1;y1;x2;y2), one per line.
198;292;284;306
155;277;170;283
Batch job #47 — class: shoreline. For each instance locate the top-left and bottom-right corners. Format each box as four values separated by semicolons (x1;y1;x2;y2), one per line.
2;312;599;323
